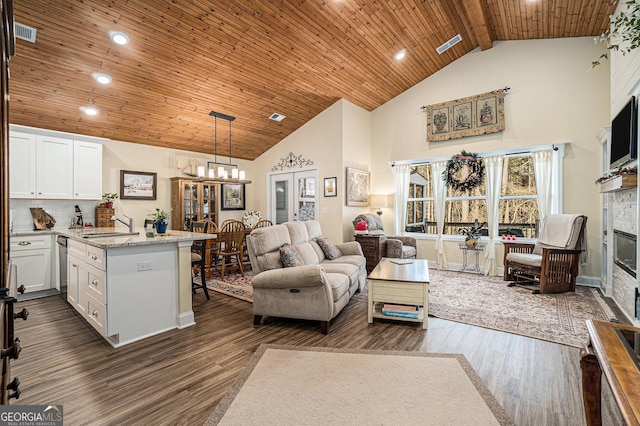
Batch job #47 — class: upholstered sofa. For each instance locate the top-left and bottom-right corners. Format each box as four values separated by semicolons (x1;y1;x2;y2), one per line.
246;220;367;334
353;213;417;259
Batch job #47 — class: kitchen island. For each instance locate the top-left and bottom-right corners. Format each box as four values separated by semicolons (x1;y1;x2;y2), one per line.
55;227;216;347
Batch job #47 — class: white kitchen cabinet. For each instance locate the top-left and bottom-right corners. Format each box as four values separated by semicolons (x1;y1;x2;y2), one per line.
36;135;74;199
9;132;36;198
66;239;106;334
10;234;53;293
9;127;104;200
73;140;103;200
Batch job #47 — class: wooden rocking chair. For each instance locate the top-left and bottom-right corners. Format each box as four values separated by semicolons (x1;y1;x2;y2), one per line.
503;214;587;294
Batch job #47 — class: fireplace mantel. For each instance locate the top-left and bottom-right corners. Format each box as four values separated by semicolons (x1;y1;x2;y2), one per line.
598;174;637;193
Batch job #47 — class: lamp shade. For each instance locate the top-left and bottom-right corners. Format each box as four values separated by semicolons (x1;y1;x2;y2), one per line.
370;194;389;208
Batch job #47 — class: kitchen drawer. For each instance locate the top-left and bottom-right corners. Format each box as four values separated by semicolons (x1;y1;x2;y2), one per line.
86;294;106;337
68;239;86;259
86;245;106;270
10;234;52;251
85;264;106;303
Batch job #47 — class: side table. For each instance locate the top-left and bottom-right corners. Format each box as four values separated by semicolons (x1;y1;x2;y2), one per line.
458;242;485;274
354;234;386;274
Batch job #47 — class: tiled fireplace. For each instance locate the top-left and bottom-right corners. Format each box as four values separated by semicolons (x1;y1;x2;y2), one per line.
611;188;639;322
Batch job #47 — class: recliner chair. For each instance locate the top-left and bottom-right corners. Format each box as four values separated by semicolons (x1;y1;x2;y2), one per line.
352;213;417;259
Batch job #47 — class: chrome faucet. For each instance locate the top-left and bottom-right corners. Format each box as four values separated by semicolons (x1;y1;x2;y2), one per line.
111;215;135;233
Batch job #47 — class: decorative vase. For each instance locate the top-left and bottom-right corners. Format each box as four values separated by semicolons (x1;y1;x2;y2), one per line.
480;114;493;124
465;238;477;248
155;221;168;234
106;201;113;209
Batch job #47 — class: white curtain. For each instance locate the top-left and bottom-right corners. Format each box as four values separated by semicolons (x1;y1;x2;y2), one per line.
532;149;553;222
392;163;411;235
430;161;448;269
483;155;503;276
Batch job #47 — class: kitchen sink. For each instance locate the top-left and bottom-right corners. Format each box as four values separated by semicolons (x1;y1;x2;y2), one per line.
82;232;140;238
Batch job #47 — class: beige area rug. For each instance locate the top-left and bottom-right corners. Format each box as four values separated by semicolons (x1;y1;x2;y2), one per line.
205;344;513;426
425;269;616;348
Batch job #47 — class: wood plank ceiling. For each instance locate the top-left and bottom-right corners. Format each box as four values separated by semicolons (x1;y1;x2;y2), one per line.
10;0;616;161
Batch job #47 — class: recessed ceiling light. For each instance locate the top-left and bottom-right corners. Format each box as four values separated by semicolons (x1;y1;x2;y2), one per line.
109;31;129;45
93;73;112;84
394;49;407;60
81;106;99;116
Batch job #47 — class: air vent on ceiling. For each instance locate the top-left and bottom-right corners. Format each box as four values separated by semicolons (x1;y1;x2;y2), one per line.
269;113;286;122
436;34;461;54
15;22;37;43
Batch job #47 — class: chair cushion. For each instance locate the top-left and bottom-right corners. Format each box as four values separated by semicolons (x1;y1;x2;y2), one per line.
315;237;343;260
402;246;417;259
325;272;351;302
191;252;202;262
506;252;542;268
280;243;305;267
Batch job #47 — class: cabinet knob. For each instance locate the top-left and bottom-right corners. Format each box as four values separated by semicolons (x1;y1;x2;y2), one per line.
1;338;21;359
8;388;21;400
91;279;98;286
91;255;98;260
17;241;31;246
14;308;29;321
92;310;99;317
7;377;20;392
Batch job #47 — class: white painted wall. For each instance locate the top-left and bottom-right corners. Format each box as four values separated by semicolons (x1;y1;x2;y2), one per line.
102;139;255;229
368;37;610;278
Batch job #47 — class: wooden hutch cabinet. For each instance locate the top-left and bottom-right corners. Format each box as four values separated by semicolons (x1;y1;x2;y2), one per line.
170;177;219;231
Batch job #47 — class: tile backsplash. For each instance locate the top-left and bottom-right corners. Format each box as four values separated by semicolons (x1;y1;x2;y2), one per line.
10;199;98;232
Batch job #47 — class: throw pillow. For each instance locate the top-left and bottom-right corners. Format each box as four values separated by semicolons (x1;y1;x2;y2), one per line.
280;243;305;267
315;237;343;260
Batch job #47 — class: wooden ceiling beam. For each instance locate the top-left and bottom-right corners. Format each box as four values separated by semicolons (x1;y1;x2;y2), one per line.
463;0;495;50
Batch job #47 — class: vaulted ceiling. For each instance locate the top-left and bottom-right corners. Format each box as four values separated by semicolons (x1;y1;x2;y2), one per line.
10;0;617;161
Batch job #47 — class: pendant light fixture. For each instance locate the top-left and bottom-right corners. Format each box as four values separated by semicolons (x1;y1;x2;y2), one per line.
209;110;247;183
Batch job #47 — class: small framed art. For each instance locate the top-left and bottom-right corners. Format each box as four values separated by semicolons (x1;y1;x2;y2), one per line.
324;177;337;197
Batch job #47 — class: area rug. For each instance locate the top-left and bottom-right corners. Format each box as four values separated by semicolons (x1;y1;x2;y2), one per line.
204;268;616;347
426;269;616;348
205;344;513;426
205;271;254;303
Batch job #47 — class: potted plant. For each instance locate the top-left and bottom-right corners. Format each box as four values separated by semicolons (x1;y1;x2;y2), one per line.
458;219;487;248
102;192;118;209
149;208;169;234
479;102;493;124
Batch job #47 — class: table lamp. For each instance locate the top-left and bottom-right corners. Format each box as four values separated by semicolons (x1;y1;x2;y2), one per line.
370;194;389;216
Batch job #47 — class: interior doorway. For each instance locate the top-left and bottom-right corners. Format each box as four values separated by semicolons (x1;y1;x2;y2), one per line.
268;169;317;224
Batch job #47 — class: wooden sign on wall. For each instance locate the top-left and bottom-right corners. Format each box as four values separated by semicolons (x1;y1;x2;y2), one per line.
426;89;505;142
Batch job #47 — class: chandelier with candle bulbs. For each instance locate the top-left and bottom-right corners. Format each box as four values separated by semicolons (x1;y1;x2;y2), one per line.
194;111;249;183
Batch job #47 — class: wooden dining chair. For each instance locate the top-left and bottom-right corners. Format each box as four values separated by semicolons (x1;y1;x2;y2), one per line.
213;220;245;278
251;219;273;231
190;220;210;300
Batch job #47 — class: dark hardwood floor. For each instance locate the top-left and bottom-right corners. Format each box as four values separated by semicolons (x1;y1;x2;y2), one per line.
11;290;592;425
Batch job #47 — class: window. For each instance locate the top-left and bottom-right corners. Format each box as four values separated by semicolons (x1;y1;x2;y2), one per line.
404;149;551;238
499;155;539;238
406;166;434;233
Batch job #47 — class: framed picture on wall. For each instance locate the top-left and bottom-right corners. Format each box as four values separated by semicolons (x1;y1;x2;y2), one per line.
324;177;337;197
346;168;370;206
120;170;157;200
221;183;245;210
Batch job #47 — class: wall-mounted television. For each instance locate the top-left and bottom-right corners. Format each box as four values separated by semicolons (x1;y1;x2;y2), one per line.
610;96;638;170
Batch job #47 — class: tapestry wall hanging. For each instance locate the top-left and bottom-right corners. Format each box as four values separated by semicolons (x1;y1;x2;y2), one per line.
426;89;505;142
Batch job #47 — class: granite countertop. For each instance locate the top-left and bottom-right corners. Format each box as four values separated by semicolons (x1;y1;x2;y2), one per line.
53;227;216;249
10;229;55;237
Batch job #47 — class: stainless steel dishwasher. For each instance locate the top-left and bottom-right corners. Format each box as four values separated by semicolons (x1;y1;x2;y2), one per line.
56;235;68;292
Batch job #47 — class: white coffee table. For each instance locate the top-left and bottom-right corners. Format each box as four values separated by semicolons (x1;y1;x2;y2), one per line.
367;258;430;329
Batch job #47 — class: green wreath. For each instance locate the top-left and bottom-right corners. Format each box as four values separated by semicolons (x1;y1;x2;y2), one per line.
442;150;485;192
